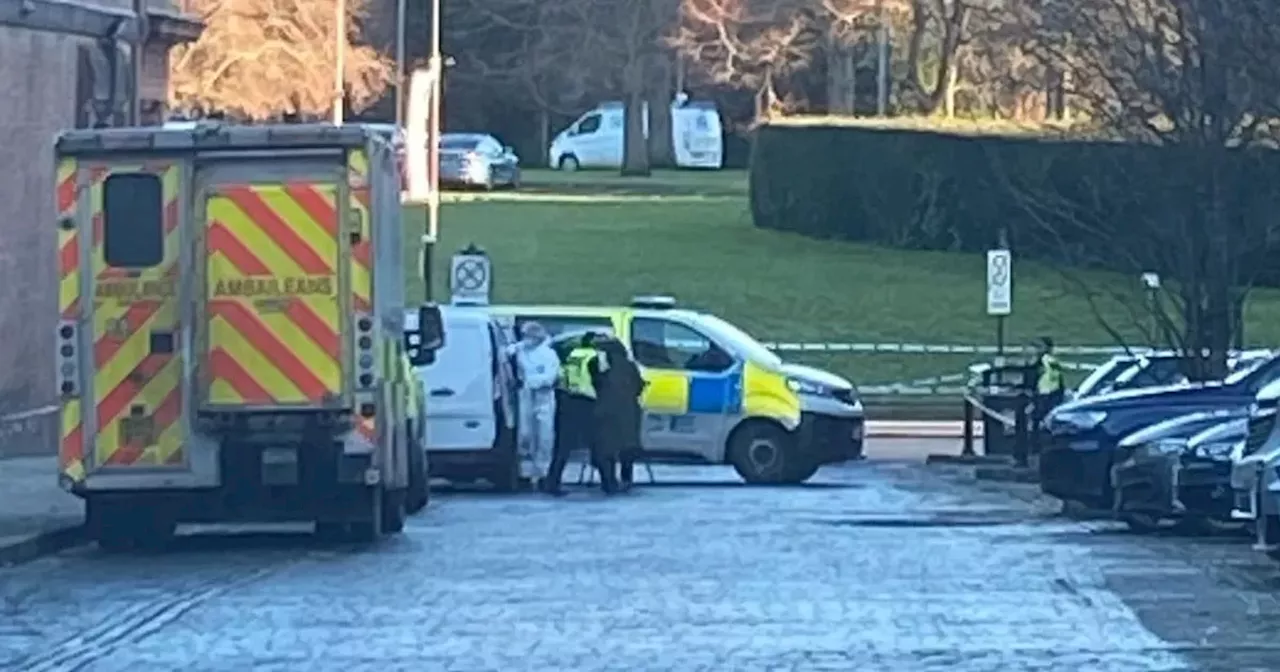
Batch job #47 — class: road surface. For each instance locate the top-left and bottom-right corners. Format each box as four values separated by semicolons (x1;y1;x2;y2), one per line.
3;460;1280;671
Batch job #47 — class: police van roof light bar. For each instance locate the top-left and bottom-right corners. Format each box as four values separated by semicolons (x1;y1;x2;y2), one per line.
630;295;677;309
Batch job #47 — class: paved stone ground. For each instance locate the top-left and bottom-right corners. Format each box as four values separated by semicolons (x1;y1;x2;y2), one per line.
0;457;82;553
5;450;1280;670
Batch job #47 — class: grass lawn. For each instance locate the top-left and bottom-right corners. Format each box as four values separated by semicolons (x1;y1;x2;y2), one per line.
400;169;1280;389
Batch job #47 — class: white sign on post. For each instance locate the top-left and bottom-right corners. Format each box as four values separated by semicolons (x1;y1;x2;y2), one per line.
986;249;1012;316
404;67;435;207
450;252;491;305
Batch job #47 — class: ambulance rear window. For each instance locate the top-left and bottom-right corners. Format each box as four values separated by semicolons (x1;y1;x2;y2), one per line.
103;173;164;268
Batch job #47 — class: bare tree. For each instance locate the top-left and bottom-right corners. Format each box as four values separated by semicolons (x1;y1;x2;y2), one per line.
899;0;973;114
1018;0;1280;145
990;0;1280;378
448;0;601;161
672;0;819;120
575;0;683;175
170;0;392;120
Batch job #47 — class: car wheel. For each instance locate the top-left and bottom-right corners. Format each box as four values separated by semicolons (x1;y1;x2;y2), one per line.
1178;515;1242;536
728;421;802;484
1119;511;1164;533
558;155;580;172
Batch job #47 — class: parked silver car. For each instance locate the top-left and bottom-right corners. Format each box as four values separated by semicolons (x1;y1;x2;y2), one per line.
440;133;520;189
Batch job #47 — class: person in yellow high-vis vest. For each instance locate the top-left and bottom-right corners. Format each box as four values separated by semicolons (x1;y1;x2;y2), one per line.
1036;337;1066;422
544;332;620;495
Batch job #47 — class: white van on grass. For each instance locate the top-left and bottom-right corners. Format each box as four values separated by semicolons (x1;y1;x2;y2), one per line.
548;94;723;171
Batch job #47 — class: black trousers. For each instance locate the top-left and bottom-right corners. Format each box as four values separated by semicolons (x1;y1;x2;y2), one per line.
618;449;637;484
546;394;617;491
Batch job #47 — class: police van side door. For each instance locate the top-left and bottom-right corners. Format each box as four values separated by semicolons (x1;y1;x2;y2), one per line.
628;316;740;459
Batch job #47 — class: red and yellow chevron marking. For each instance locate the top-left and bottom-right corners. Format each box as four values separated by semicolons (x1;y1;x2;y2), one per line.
56;159;81;319
348;150;372;314
204;183;343;407
85;163;186;469
56;158;85;481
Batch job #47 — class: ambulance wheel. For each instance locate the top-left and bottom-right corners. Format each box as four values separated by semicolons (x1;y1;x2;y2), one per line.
728;421;799;485
558;155;580;172
89;498;175;552
348;487;384;544
380;490;407;535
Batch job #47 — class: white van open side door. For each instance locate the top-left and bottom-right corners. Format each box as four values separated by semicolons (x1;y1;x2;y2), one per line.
421;315;498;451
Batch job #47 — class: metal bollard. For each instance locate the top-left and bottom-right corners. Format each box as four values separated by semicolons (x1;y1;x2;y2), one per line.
961;397;976;457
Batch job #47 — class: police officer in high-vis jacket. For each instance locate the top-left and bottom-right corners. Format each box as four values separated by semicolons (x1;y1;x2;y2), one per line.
1035;336;1066;422
544;332;620;495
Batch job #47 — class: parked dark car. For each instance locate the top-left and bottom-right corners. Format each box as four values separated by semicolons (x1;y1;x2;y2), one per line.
1040;354;1280;508
1073;350;1272;402
1111;410;1248;531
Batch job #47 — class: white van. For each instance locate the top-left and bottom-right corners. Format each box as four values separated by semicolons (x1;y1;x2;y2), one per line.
548;95;724;171
409;306;520;490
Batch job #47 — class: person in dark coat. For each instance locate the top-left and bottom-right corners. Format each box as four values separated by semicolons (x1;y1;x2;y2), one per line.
592;337;646;491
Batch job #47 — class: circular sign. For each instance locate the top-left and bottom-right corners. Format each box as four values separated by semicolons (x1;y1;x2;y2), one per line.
454;258;487;291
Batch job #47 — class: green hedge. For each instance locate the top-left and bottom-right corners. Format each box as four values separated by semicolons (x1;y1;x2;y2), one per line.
748;123;1280;282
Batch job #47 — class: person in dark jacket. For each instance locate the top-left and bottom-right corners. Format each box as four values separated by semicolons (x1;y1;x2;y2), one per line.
592;337;646;491
545;331;611;495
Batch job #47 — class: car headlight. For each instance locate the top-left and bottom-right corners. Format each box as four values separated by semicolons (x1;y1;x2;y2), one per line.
1191;440;1238;460
1053;410;1107;430
787;377;829;396
1137;438;1187;458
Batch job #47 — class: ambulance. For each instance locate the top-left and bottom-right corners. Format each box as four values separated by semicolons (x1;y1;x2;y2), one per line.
488;297;864;484
53;122;443;548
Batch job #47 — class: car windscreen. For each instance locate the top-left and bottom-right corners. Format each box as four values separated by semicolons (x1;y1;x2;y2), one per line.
1118;357;1187;389
1226;354;1278;386
1076;359;1133;397
441;137;479;150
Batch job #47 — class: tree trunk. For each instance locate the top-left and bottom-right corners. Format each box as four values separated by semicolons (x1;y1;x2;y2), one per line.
537;108;550;168
621;88;650;177
646;54;676;168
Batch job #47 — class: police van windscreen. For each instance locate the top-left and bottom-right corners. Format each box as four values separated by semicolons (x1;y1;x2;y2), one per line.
696;315;781;368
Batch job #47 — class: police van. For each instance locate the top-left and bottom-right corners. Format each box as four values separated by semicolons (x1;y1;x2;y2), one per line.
487;297;864;484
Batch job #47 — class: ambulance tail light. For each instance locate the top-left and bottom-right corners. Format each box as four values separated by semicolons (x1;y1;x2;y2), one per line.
355;312;377;390
56;320;79;398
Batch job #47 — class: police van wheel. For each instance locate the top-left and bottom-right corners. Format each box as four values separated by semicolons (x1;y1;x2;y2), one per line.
559;155;580;172
729;422;799;485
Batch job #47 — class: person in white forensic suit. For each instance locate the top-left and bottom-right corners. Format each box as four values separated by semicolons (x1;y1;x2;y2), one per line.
506;322;561;487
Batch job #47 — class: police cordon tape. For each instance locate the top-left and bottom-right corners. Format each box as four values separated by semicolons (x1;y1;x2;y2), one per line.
858;359;1098;396
760;341;1150;355
1;404;57;425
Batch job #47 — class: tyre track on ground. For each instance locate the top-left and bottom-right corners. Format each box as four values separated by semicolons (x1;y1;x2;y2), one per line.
13;554;300;672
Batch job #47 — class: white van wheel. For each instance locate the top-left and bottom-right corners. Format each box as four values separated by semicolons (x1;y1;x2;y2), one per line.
558;155;580;172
